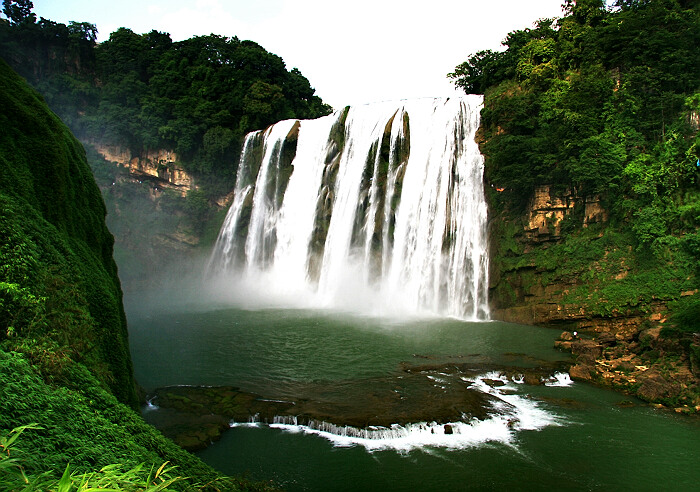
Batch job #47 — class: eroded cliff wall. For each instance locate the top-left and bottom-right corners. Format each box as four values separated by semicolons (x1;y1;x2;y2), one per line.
488;185;699;409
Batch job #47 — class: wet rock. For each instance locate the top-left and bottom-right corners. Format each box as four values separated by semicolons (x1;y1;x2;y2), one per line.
145;355;578;452
636;371;680;402
571;339;602;365
569;364;595;381
144;386;296;451
559;331;574;341
522;373;543;386
482;379;506;388
554;340;573;351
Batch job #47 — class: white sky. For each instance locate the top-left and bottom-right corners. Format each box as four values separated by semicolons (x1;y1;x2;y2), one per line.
29;0;565;109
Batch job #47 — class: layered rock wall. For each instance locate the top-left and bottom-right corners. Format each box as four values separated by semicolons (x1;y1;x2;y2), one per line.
489;184;699;410
490;185;647;332
524;185;607;242
92;143;195;195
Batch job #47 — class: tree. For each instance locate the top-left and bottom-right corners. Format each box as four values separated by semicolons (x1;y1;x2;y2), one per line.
448;50;510;94
1;0;35;25
68;21;97;44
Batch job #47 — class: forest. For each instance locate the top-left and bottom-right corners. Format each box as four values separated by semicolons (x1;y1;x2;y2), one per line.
450;0;699;404
450;0;699;240
0;1;331;196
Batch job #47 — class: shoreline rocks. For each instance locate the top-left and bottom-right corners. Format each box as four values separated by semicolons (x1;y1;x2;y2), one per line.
555;330;700;413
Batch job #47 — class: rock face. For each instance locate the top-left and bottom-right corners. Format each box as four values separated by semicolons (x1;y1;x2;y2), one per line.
86;142;236;291
92;143;195;195
553;328;699;411
490;185;699;411
524;185;607;242
489;184;664;332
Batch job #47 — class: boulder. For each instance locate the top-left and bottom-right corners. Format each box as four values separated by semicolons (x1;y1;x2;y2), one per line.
571;339;602;365
554;340;573;351
569;364;595;381
636;371;680;402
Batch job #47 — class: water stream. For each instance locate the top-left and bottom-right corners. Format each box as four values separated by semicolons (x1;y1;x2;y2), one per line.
207;97;488;319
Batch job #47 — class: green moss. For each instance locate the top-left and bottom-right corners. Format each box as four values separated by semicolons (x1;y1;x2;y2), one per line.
0;57;277;492
490;195;697;319
0;58;136;406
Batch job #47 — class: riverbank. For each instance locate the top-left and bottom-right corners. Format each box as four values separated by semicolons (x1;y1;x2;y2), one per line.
555;328;700;414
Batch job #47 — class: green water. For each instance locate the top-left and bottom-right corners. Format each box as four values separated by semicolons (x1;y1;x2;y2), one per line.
127;306;700;491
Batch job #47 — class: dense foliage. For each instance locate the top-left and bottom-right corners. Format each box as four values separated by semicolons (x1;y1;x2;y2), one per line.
451;0;699;392
0;54;276;491
450;0;700;265
450;0;700;221
0;1;331;196
0;351;273;491
0;56;137;406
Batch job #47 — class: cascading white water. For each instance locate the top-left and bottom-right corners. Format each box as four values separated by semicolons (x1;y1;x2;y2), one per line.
208;96;489;320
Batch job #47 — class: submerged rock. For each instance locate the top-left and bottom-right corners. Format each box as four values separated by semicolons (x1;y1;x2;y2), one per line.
143;386;294;451
144;355;574;451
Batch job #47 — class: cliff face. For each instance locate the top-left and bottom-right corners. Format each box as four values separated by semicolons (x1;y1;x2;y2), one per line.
83;145;232;292
488;185;695;331
91;143;195;195
0;58;249;489
490;185;636;329
0;58;137;406
488;185;699;410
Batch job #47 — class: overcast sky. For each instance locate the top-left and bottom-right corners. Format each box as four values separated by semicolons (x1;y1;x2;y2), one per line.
30;0;565;109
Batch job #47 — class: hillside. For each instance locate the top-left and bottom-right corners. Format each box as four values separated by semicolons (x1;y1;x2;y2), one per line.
0;3;333;290
451;0;700;409
0;58;270;491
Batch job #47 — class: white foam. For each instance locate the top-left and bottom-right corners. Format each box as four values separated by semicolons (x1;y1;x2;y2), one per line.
228;372;564;452
267;418;513;452
544;372;574;387
143;398;159;412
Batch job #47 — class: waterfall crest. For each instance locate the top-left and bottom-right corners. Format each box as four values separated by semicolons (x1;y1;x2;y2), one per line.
208;96;489;320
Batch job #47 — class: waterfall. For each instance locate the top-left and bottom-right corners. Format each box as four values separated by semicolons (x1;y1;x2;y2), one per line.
208;96;489;320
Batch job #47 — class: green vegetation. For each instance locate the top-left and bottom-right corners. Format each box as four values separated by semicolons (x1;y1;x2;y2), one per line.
451;0;699;313
451;0;699;219
0;55;272;490
0;56;135;406
0;352;272;490
452;0;699;406
0;0;335;289
0;0;332;198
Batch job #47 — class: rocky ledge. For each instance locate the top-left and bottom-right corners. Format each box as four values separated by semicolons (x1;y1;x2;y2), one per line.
143;357;571;451
555;329;700;413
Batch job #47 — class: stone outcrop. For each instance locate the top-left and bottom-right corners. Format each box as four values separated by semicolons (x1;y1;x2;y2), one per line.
524;185;607;242
92;143;195;195
146;356;571;451
554;330;700;412
490;184;654;331
490;184;699;412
